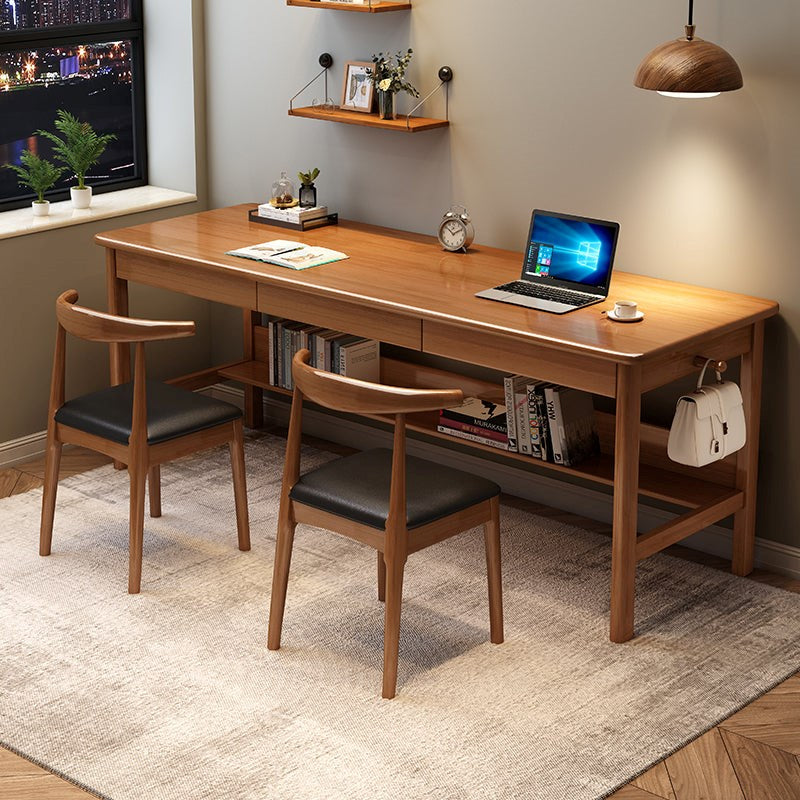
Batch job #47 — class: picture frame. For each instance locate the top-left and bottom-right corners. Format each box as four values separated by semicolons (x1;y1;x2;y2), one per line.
341;61;375;114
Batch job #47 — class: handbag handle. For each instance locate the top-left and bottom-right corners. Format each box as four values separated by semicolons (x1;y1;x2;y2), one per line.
696;358;723;391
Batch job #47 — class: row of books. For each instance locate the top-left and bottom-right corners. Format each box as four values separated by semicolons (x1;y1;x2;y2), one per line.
437;377;600;467
265;317;380;390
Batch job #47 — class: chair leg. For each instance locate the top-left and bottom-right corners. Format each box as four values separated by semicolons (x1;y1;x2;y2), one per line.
377;551;386;602
484;496;504;645
382;555;406;699
128;464;147;594
267;500;297;650
229;419;251;551
148;465;161;518
39;436;63;556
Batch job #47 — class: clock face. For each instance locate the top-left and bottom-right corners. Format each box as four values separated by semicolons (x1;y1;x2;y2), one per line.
440;218;467;250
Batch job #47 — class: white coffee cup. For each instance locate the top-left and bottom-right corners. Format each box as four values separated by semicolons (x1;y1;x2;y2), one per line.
613;300;639;319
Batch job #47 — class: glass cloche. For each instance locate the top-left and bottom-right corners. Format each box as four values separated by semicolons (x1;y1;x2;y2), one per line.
270;171;298;208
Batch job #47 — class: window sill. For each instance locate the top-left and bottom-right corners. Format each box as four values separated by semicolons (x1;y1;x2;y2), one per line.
0;186;198;242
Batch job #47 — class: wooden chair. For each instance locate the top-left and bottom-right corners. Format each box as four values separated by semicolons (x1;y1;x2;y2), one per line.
40;290;251;593
268;349;504;699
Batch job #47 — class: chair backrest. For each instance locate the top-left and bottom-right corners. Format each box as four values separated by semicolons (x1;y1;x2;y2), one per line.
283;349;465;545
48;291;196;450
56;289;195;343
291;349;462;415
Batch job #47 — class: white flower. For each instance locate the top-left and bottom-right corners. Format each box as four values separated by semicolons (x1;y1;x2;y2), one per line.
378;78;393;92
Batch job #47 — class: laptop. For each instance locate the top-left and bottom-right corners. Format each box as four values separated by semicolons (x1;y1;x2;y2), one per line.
476;209;620;314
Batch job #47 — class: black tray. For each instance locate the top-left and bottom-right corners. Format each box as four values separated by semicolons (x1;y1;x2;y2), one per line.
248;209;339;231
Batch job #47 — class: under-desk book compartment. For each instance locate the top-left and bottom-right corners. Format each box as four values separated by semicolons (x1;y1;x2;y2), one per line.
257;284;421;350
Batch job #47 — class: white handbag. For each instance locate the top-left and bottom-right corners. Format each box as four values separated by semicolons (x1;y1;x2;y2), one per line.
667;359;746;467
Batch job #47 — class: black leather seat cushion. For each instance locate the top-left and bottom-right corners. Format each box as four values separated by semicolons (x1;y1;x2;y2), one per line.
290;448;500;530
55;380;242;445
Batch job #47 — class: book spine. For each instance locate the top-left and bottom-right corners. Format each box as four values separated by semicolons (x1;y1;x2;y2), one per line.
437;425;510;450
535;385;552;462
324;336;333;372
526;383;542;459
282;325;293;390
437;418;509;443
545;385;564;465
314;332;326;371
439;410;507;434
503;375;519;452
268;318;276;387
275;319;284;388
516;381;532;455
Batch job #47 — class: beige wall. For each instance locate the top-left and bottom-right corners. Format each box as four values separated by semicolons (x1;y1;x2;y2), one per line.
202;0;799;546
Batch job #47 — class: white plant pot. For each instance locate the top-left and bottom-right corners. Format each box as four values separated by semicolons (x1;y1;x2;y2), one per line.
32;200;50;217
70;186;92;209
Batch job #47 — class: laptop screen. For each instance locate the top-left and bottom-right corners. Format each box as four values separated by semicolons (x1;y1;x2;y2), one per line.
522;210;620;294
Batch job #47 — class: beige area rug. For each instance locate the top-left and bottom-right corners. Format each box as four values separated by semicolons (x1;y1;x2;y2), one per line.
2;434;800;800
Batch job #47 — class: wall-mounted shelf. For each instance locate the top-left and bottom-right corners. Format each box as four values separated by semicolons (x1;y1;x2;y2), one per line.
287;0;411;11
289;106;449;132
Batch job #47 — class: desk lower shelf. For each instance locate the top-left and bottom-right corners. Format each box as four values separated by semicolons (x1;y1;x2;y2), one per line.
218;359;735;511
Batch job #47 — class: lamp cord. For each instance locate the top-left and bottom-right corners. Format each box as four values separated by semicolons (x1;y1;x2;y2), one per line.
688;0;694;26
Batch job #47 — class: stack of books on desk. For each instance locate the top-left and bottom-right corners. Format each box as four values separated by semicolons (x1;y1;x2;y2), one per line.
503;375;599;466
257;204;330;225
266;317;379;390
438;397;510;451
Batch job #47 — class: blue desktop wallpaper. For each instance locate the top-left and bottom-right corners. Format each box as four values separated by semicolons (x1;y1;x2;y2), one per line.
523;215;617;287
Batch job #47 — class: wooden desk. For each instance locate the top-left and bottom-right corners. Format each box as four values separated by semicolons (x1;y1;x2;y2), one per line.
96;204;779;642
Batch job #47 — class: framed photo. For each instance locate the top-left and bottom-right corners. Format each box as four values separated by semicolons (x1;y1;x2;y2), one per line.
341;61;374;114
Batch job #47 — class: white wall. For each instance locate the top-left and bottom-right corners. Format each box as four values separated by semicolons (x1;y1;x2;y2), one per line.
202;0;799;545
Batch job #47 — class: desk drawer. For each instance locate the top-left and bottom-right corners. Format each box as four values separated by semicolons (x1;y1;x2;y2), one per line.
258;284;422;350
423;320;617;397
117;252;257;309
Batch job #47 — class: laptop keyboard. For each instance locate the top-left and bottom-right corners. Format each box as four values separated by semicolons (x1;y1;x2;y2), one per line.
495;281;596;307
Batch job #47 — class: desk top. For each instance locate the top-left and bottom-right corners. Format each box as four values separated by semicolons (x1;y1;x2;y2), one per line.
96;204;778;364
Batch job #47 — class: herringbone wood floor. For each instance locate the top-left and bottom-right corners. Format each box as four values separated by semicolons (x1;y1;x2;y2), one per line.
1;441;798;800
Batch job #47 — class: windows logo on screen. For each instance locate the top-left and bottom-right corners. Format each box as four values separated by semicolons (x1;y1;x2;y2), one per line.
577;241;601;270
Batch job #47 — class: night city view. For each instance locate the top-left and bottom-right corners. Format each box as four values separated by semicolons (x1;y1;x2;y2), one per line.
0;1;138;206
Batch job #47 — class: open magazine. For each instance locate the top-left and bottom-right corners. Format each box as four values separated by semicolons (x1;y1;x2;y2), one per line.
226;239;348;271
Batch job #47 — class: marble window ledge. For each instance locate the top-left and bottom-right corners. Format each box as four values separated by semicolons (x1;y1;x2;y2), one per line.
0;186;197;242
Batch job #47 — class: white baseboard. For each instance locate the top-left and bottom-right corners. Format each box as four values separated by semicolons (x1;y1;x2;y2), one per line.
0;430;48;469
6;383;799;581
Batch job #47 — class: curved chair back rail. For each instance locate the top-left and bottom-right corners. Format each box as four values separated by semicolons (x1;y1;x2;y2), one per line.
56;289;195;343
291;349;463;415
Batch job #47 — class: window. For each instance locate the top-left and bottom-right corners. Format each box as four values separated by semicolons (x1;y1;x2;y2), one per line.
0;0;146;210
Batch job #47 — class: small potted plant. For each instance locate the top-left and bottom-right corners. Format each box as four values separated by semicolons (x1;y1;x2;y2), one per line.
4;151;64;216
369;49;420;121
37;109;116;209
297;167;320;208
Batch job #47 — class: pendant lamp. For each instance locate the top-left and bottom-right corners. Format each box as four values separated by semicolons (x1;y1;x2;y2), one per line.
634;0;743;98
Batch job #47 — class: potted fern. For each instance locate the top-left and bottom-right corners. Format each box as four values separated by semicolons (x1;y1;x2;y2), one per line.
37;110;116;209
4;151;64;216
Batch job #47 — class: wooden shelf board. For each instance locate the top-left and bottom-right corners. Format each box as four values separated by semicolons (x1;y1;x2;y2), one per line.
288;106;449;133
219;360;733;510
287;0;411;11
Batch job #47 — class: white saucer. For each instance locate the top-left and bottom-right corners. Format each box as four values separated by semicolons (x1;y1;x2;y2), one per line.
606;308;644;323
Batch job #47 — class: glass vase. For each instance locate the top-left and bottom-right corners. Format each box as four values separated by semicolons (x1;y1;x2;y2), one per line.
377;90;396;121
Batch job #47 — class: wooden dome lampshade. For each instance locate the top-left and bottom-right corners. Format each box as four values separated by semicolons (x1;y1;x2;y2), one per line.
634;0;743;98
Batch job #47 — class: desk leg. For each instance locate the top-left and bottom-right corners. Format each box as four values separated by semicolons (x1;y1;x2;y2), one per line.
732;321;765;576
242;309;263;429
106;250;130;471
106;249;130;386
610;363;641;643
